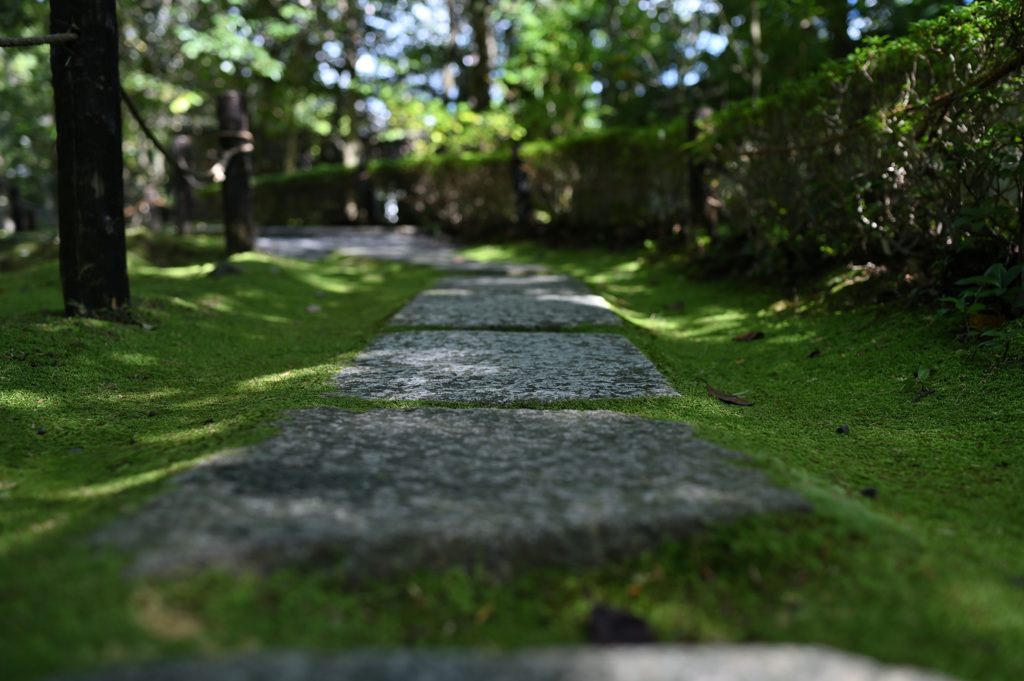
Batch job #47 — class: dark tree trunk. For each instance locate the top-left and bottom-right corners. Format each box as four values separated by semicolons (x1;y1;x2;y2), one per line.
358;150;377;224
688;106;718;245
443;0;461;103
50;0;131;316
827;2;855;60
170;134;195;236
217;91;254;255
143;184;162;232
1018;178;1024;267
510;141;534;234
467;0;495;111
8;184;25;232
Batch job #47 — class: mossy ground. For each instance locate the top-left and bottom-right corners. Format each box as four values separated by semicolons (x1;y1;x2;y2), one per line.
1;233;1022;681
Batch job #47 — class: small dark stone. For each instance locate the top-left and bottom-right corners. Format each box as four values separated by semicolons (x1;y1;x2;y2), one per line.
129;438;137;445
586;604;657;644
203;418;215;425
860;487;878;498
36;429;46;435
836;425;850;434
147;411;156;418
209;261;243;278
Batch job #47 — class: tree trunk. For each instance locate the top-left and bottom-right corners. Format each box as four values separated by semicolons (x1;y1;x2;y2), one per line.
217;91;254;255
827;2;855;59
688;106;718;244
510;141;534;233
467;0;495;111
8;184;25;232
170;134;194;236
749;0;763;99
443;0;460;102
50;0;131;316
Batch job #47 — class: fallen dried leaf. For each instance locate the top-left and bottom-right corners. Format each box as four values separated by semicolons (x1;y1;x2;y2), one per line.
473;603;494;625
695;378;753;406
969;313;1006;331
733;331;765;342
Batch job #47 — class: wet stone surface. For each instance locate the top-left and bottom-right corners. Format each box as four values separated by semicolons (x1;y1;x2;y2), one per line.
55;645;963;681
93;408;810;578
330;331;676;403
390;275;622;329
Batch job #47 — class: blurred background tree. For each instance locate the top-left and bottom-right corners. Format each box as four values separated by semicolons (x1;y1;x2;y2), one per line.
0;0;972;230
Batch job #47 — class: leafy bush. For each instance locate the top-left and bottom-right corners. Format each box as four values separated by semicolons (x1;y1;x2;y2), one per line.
939;263;1024;356
242;2;1023;283
701;1;1024;278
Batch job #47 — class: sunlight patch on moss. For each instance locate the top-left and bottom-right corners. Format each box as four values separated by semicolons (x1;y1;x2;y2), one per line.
38;460;203;502
133;263;210;279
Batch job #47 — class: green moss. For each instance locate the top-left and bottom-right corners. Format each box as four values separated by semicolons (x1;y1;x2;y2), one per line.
3;237;1023;681
0;234;438;679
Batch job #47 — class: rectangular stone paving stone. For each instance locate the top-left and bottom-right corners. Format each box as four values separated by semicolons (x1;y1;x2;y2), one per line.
54;645;966;681
256;226;547;273
93;408;810;579
330;330;677;403
390;275;622;330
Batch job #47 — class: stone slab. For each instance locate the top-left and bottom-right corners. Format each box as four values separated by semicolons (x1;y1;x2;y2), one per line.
53;645;963;681
391;275;621;329
256;225;544;273
427;274;595;295
330;331;676;403
93;408;809;578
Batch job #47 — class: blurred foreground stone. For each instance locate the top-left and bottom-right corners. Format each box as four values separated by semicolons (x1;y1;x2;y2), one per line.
56;645;963;681
94;408;809;578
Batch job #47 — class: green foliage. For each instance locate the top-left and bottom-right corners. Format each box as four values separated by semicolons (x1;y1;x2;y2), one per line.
8;237;1024;680
687;0;1024;279
225;1;1024;291
939;263;1024;355
0;1;57;223
954;264;1024;308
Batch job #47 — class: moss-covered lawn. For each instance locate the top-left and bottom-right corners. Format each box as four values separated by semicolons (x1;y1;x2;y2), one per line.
2;234;1022;681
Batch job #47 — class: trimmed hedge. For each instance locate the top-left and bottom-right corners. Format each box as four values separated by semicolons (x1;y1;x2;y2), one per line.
702;1;1024;276
213;1;1022;277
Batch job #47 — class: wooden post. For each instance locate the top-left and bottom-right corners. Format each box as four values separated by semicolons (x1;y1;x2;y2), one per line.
170;134;195;235
358;148;376;224
50;0;130;315
8;184;25;232
511;141;534;233
687;106;718;245
217;91;254;254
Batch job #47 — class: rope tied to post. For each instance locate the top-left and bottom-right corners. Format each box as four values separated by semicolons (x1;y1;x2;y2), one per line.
218;130;255;141
119;86;253;188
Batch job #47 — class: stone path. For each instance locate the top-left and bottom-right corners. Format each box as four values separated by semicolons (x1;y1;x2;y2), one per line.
329;331;678;403
64;646;963;681
96;408;807;578
76;228;960;680
390;274;622;329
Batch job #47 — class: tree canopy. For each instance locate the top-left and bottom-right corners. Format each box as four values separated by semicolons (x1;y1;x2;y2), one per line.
1;0;973;225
